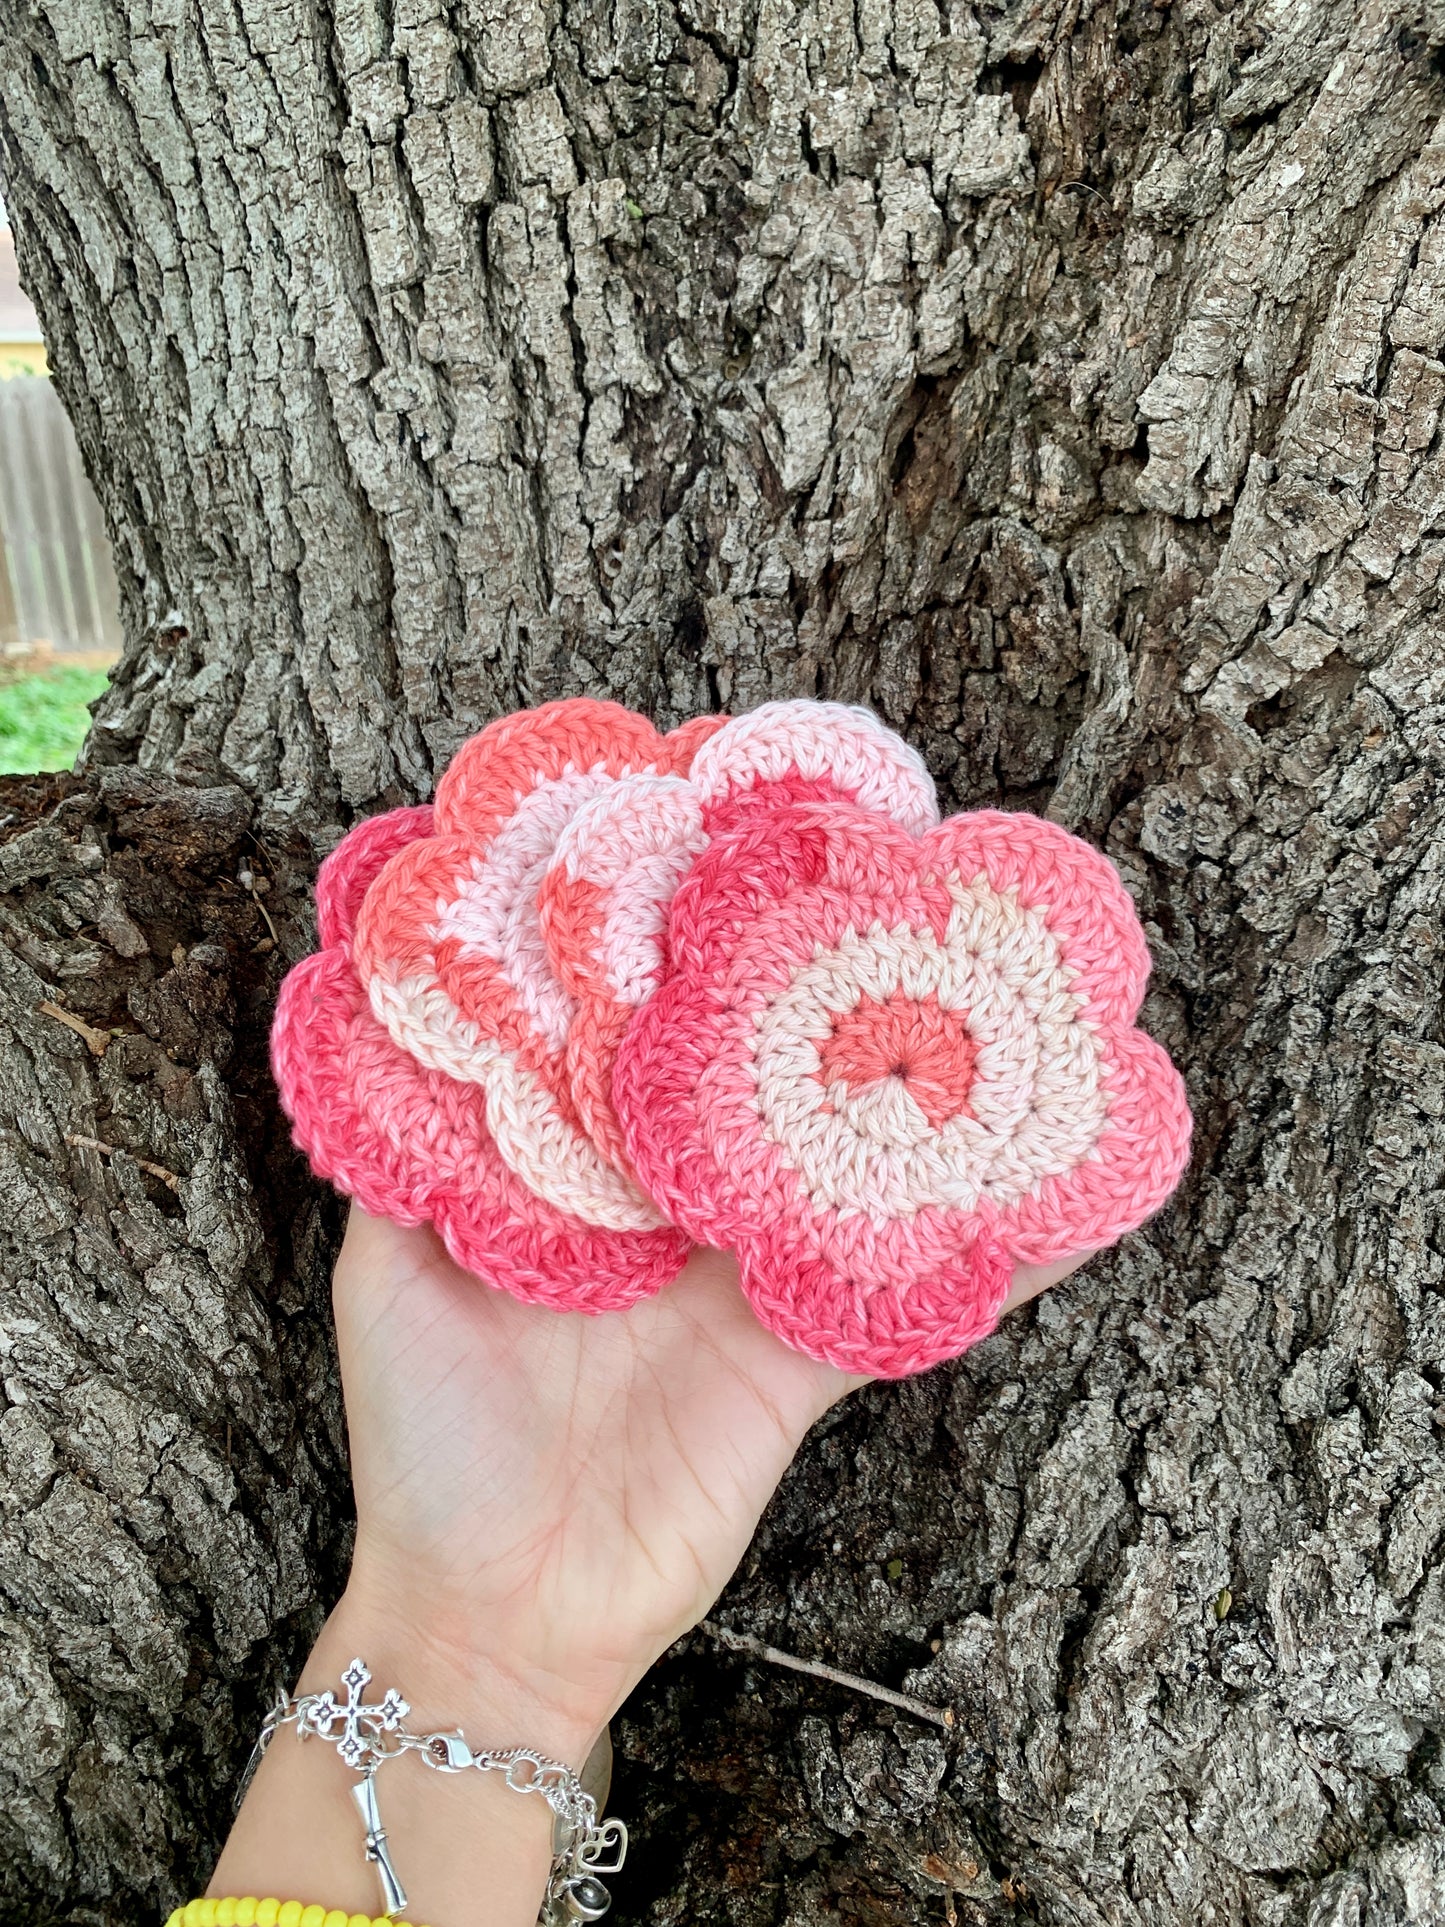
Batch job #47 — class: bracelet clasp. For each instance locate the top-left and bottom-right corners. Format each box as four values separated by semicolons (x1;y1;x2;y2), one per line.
420;1731;476;1773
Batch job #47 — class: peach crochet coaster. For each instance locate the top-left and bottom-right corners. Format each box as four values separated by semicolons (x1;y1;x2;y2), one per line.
271;698;1191;1371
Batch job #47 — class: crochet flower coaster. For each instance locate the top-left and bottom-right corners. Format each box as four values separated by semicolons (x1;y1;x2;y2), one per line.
270;799;692;1308
349;701;721;1238
612;793;1192;1376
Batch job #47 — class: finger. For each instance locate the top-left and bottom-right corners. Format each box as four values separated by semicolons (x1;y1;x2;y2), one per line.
676;1245;1101;1411
338;1201;390;1263
332;1206;444;1322
1000;1248;1097;1315
805;1248;1102;1401
821;1367;872;1404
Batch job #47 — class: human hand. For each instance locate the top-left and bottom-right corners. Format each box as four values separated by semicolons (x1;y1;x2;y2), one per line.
329;1210;1086;1762
211;1212;1085;1920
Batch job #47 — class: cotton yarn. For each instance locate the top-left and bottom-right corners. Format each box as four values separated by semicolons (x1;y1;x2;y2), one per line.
271;698;1191;1374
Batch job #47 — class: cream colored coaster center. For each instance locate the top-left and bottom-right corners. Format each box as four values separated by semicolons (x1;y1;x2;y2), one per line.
749;877;1110;1219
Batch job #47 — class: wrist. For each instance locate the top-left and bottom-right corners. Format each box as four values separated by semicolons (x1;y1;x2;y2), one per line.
213;1579;578;1924
319;1560;611;1772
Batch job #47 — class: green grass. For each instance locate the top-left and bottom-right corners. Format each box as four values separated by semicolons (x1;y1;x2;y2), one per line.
0;663;111;774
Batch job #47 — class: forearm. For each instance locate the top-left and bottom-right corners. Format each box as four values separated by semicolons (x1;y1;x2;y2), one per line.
210;1578;607;1927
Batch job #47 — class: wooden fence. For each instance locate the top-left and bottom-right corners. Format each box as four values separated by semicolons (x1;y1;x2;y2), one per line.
0;375;122;656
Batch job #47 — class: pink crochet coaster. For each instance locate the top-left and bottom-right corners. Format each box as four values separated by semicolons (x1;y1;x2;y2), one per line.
271;800;691;1308
612;792;1192;1377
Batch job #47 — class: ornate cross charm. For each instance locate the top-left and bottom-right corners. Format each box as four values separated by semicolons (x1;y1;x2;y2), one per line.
302;1657;409;1769
300;1660;411;1915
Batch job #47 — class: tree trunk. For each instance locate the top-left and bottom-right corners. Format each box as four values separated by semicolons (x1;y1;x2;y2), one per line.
1;0;1443;1919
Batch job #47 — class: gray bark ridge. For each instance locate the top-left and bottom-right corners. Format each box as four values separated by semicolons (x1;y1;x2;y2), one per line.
0;0;1441;1920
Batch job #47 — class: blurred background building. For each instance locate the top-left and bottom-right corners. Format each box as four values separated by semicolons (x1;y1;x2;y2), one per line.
0;213;122;667
0;208;120;770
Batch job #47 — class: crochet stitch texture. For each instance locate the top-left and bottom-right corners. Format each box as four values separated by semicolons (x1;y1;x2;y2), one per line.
271;698;1191;1373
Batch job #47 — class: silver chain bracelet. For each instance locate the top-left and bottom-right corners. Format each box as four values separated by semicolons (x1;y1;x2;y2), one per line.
243;1658;627;1923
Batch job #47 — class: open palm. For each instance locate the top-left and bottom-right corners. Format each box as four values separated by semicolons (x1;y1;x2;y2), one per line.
333;1209;1079;1746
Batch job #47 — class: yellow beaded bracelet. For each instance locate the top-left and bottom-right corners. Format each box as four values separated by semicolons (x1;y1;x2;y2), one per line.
165;1902;433;1927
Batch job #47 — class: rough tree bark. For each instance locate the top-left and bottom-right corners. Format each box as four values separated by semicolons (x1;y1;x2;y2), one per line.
0;0;1441;1920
